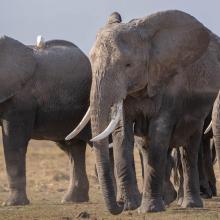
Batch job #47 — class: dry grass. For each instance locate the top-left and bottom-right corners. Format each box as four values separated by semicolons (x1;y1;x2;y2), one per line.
0;138;219;220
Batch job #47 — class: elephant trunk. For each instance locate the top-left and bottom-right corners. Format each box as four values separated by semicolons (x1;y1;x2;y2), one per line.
90;76;125;215
212;90;220;170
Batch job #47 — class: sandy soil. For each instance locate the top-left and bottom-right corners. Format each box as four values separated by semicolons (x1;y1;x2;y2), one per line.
0;138;219;220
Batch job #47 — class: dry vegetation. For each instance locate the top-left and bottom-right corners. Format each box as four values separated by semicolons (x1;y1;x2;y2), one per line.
0;137;219;220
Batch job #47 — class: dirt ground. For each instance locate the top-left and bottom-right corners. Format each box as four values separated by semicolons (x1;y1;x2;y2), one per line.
0;138;219;220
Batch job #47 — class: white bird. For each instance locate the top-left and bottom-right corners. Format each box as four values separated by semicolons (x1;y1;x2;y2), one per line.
36;35;45;49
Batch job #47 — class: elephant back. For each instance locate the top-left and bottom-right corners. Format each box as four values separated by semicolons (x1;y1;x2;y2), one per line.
44;40;77;48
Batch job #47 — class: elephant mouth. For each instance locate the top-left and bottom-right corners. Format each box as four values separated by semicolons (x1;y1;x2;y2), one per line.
65;101;123;142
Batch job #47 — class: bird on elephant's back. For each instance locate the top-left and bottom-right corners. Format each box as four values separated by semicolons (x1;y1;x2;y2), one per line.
67;9;220;214
0;35;95;206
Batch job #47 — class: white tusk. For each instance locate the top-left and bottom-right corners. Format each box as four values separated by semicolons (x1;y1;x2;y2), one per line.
91;101;123;142
65;107;91;140
204;121;212;134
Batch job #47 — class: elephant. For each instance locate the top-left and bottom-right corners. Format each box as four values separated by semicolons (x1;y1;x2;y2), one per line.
0;35;93;206
68;10;220;214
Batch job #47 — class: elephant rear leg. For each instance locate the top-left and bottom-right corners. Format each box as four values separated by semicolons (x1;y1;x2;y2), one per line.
163;151;177;206
180;130;203;208
58;140;89;203
2;116;33;206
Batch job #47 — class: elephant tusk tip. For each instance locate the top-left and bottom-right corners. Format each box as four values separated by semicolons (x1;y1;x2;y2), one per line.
65;134;73;141
204;121;212;134
90;136;103;142
64;136;71;141
90;137;97;142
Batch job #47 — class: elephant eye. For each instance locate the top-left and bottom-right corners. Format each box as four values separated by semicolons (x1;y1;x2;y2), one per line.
125;63;131;67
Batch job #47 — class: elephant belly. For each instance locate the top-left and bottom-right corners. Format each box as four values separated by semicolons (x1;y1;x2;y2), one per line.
31;106;90;141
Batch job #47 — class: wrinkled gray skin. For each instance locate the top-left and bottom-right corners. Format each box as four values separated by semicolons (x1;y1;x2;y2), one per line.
134;136;177;206
211;90;220;173
176;113;218;203
0;36;92;206
89;10;220;214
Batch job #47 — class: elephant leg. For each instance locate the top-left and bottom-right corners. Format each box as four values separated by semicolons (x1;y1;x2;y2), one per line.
58;140;89;203
204;140;217;197
177;159;184;206
198;140;212;199
139;114;173;213
163;151;177;206
180;131;203;208
113;119;140;211
172;148;184;206
134;136;145;180
2;116;32;206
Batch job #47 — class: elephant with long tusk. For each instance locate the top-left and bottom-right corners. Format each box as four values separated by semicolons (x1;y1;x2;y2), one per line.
67;9;220;214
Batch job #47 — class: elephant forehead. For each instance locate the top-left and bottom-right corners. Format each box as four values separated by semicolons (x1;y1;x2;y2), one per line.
95;23;131;46
90;36;122;64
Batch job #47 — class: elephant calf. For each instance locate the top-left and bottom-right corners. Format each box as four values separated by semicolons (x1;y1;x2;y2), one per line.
0;36;92;205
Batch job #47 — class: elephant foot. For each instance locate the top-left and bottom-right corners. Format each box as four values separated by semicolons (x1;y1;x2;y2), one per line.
163;182;177;206
181;195;203;208
138;197;165;213
209;183;217;197
123;193;141;211
61;188;89;203
200;185;212;199
117;188;141;211
2;191;30;206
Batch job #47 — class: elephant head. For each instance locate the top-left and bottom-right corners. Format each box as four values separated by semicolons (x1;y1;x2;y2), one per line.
0;36;36;103
66;10;210;214
212;90;220;170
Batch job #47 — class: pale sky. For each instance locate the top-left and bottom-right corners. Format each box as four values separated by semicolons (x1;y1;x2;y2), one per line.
1;1;220;54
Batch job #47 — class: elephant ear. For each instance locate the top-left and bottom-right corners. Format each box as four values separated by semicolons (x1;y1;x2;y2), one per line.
138;10;210;70
0;36;36;103
107;12;122;25
133;10;210;96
